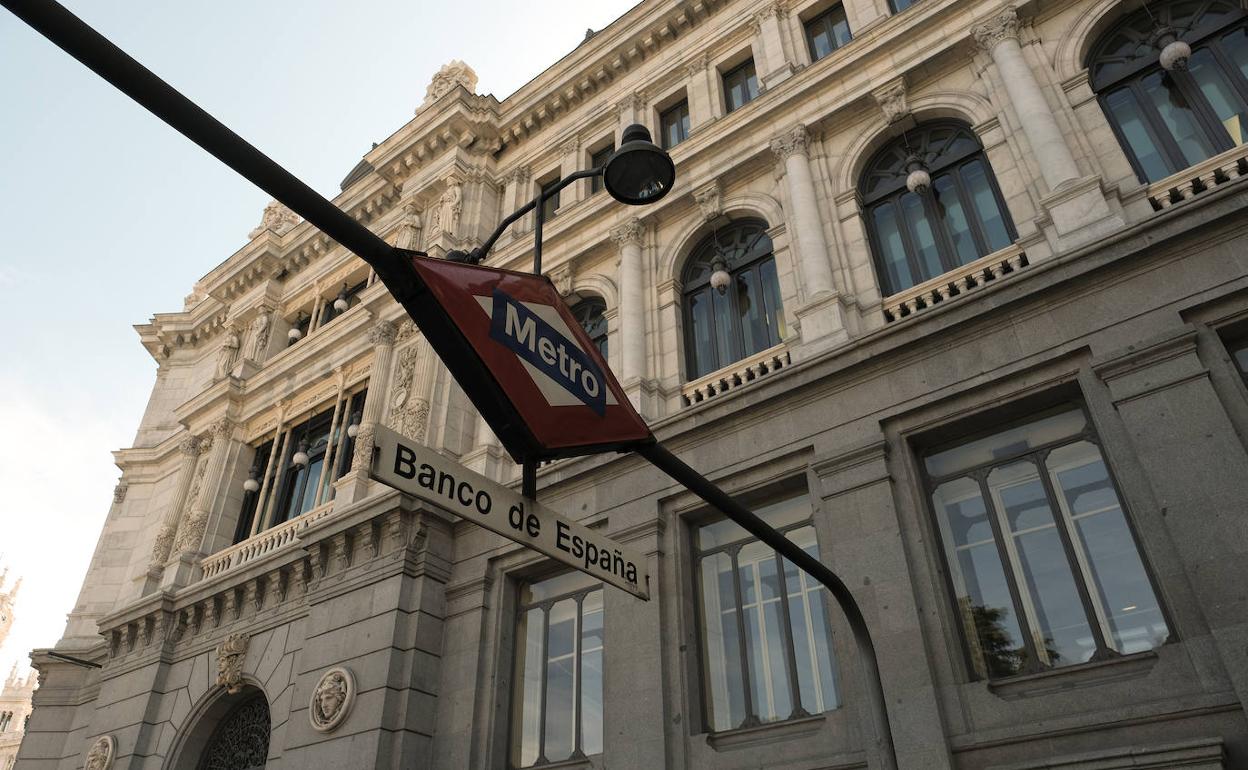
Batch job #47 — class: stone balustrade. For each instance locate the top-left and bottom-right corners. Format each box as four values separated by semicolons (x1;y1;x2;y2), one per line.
681;344;792;407
1148;145;1248;211
882;245;1029;323
199;500;336;579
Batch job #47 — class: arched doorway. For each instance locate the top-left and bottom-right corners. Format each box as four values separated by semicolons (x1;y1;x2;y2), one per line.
171;687;270;770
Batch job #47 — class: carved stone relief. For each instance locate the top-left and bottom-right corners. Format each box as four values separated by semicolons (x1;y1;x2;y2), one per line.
84;735;116;770
419;60;479;112
247;200;301;240
214;633;250;694
693;181;723;221
243;309;272;363
387;339;431;443
214;326;240;380
309;667;356;732
872;77;909;124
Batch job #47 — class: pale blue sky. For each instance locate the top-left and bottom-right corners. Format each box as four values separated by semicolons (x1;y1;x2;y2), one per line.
0;0;638;678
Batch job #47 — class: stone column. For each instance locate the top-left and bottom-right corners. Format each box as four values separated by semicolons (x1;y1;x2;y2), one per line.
752;3;796;88
771;124;850;355
336;319;398;504
144;434;202;592
771;125;836;299
615;91;647;143
611;218;646;388
163;418;235;587
972;8;1122;248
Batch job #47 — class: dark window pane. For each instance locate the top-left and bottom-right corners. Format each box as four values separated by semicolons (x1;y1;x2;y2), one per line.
687;290;716;379
805;6;851;62
1104;87;1175;181
899;191;943;280
512;607;544;767
758;257;787;343
540;179;561;220
1225;28;1248;81
723;60;759;113
931;174;979;264
892;0;918;11
960;160;1013;252
870;201;913;293
700;551;747;731
1142;71;1219;167
735;268;770;357
661;101;691;149
712;287;735;367
590;145;614;193
1188;47;1248;145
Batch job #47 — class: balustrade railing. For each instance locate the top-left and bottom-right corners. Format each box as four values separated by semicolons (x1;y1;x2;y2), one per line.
680;344;792;407
1148;145;1248;211
200;501;336;579
882;245;1028;323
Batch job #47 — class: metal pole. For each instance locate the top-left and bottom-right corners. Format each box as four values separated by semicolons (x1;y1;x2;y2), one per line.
638;442;899;770
522;459;538;501
533;190;545;276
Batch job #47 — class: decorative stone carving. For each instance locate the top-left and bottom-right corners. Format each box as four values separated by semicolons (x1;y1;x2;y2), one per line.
395;319;417;344
112;482;128;504
396;200;423;251
420;60;478;111
387;341;431;442
244;310;272;363
179;435;203;459
693;181;723;221
248;200;301;240
769;124;811;161
441;180;463;236
549;263;574;297
309;667;356;732
508;165;532;185
558;137;581;157
872;77;909;124
369;319;397;346
214;326;240;380
972;8;1020;51
684;52;710;78
214;633;250;694
84;735;116;770
614;91;646;117
610;217;644;247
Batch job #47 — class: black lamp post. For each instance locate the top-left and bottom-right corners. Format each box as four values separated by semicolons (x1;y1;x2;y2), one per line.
447;123;675;275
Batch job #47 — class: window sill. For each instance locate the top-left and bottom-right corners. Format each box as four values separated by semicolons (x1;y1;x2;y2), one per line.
985;649;1159;701
703;712;827;751
517;753;599;770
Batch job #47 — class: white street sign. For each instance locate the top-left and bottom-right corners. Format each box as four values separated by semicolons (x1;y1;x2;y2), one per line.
369;425;650;599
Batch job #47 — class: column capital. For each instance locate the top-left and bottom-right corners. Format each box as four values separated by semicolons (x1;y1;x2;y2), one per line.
972;8;1020;52
178;434;202;458
207;417;236;440
871;77;909;125
684;52;710;79
614;91;647;117
610;217;645;247
558;136;581;157
770;124;811;161
369;319;398;346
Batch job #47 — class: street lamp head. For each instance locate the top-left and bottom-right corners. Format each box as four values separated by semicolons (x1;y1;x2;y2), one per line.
603;124;676;206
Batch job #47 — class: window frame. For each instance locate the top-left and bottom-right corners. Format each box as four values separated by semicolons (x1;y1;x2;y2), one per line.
660;100;691;149
1090;5;1248;184
689;495;841;733
722;59;760;114
589;144;614;194
569;296;608;360
539;176;561;221
918;402;1174;681
509;574;605;768
803;4;852;63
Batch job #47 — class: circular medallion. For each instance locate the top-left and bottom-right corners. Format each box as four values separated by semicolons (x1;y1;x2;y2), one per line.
84;735;116;770
309;667;355;732
391;387;409;410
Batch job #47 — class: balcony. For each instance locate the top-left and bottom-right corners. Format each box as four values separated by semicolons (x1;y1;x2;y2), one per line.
681;343;792;407
882;245;1029;323
1148;144;1248;211
200;500;337;579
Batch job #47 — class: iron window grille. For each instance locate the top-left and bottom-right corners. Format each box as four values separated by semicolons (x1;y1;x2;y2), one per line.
681;218;786;380
921;404;1171;680
722;59;759;114
861;121;1017;296
233;387;367;543
693;493;840;733
660;100;691;149
510;572;604;768
804;5;852;62
1090;0;1248;184
590;144;614;194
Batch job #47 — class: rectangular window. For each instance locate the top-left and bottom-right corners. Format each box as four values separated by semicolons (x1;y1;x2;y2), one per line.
319;278;368;327
694;493;840;732
924;405;1169;679
589;144;614;194
660;101;691;149
1228;338;1248;385
235;387;367;543
804;6;852;62
540;178;561;221
722;59;759;114
511;572;603;768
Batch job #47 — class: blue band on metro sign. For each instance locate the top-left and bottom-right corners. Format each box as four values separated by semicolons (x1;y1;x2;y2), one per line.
488;289;607;416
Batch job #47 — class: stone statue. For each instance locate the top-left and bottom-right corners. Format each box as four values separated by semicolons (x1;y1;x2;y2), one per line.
214;327;240;379
84;735;115;770
214;633;250;694
441;182;463;236
396;200;423;251
248;200;301;239
244;311;271;362
309;667;356;732
418;60;478;112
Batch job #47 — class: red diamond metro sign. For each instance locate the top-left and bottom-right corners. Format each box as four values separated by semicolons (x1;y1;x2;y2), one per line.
404;252;653;463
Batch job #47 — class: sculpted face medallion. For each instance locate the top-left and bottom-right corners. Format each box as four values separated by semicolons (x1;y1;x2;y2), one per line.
309;667;355;732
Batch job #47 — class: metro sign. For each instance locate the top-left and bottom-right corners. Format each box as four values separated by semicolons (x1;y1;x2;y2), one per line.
404;252;652;462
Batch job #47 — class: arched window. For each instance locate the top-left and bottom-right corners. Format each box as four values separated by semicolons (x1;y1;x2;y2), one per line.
861;122;1017;296
196;692;270;770
682;219;786;380
1090;0;1248;184
570;296;608;360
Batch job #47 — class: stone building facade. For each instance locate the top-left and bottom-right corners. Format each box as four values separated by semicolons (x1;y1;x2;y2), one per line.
15;0;1248;767
1;567;35;770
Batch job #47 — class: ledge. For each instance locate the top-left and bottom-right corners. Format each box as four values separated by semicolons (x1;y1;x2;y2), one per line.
703;712;827;751
987;650;1159;700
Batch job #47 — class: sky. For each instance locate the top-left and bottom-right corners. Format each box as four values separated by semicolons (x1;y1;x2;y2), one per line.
0;0;639;681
